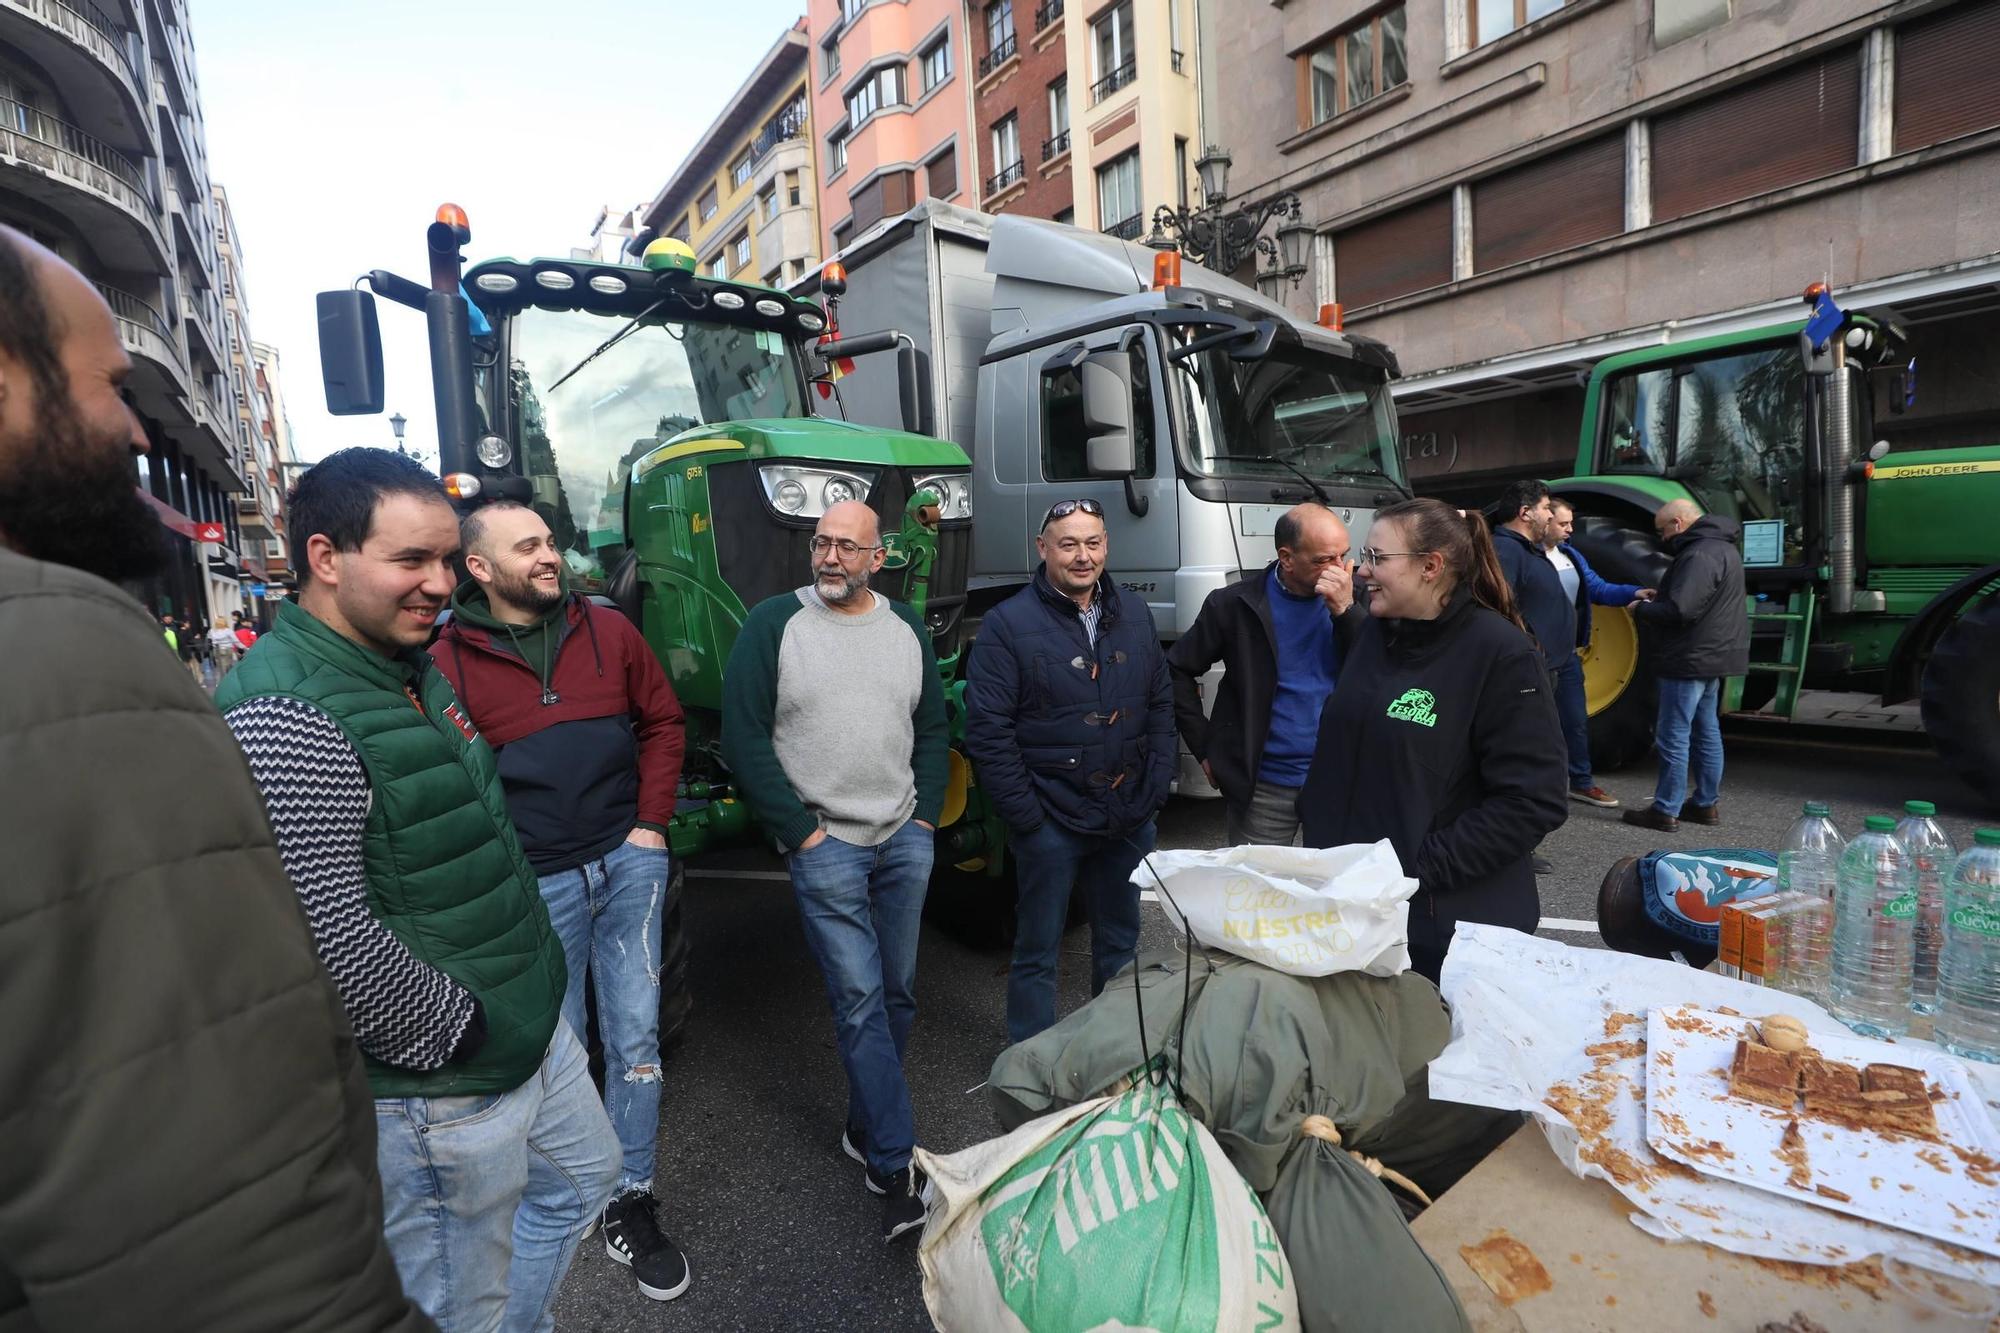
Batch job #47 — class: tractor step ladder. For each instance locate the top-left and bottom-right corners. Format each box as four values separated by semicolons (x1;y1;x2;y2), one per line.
1724;587;1816;718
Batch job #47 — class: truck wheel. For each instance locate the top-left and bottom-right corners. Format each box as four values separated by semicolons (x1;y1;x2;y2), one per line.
1570;518;1670;772
658;860;693;1058
1921;601;2000;812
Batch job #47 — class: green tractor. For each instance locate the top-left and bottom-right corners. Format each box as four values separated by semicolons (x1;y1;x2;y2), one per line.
316;206;1002;1049
1559;283;2000;809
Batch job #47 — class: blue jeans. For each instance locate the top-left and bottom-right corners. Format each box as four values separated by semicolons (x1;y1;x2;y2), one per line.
786;819;934;1178
375;1022;620;1333
1006;818;1156;1045
1554;653;1593;788
538;838;671;1195
1652;676;1724;817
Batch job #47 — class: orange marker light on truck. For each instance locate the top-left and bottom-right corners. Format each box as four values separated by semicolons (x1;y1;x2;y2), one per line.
436;202;470;231
1318;303;1344;331
1152;251;1181;290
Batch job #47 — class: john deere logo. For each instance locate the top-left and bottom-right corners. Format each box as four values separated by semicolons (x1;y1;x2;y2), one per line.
1386;688;1438;728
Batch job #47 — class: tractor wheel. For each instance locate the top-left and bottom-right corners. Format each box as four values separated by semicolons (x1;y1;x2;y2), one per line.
658;860;693;1059
1921;601;2000;813
1570;518;1670;772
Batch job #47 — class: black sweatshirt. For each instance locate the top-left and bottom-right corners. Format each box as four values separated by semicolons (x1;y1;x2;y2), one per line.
1300;587;1569;981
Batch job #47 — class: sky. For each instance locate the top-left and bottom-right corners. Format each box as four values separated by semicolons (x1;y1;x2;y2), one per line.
194;0;810;466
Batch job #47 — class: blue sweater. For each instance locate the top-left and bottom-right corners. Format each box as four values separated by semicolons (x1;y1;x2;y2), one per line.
1257;568;1338;786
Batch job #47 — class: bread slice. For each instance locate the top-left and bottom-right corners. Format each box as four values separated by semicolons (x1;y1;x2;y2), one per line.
1729;1038;1800;1110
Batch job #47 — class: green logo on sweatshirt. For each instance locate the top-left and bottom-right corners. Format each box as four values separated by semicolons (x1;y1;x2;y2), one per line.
1386;688;1438;728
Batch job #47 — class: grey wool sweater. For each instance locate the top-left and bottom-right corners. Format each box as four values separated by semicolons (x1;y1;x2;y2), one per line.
721;587;949;850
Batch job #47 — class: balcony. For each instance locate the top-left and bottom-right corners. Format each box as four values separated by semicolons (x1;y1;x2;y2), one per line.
1042;130;1070;162
99;282;187;390
977;32;1017;79
0;0;148;144
983;159;1025;198
0;94;167;270
181;287;227;372
1102;214;1143;240
1090;57;1136;104
750;105;806;167
1034;0;1063;31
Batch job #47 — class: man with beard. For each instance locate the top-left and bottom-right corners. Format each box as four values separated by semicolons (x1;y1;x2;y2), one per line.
721;500;948;1242
0;231;429;1326
429;501;690;1304
217;449;617;1332
964;499;1175;1043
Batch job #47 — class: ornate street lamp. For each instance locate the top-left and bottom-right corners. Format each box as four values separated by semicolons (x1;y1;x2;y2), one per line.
1143;142;1314;290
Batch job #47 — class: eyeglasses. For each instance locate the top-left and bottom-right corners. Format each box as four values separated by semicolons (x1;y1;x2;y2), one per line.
808;536;881;558
1040;497;1105;530
1359;547;1429;566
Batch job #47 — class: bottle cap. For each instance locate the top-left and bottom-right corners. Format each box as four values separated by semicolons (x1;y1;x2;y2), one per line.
1978;829;2000;848
1864;815;1897;832
1905;800;1937;817
1804;801;1831;817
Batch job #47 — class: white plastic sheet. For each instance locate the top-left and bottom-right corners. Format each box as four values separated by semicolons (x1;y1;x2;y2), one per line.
1428;923;2000;1284
1133;840;1416;977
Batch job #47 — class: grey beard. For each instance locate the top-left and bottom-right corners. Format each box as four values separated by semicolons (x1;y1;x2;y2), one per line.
815;566;869;604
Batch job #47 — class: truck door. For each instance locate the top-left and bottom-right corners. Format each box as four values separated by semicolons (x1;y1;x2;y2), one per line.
1027;324;1179;630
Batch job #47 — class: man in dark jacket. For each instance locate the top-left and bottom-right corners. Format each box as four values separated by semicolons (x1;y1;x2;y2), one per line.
1168;503;1355;845
0;227;430;1330
220;449;616;1332
965;498;1176;1043
1545;498;1651;808
1623;500;1750;833
431;501;690;1303
1490;478;1568;672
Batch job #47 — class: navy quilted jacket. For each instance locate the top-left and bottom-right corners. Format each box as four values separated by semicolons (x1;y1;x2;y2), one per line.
964;569;1175;838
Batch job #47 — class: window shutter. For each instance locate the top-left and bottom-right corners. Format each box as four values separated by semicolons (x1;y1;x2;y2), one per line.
1652;49;1861;222
1332;194;1452;308
928;146;957;198
1894;2;2000;154
1472;134;1624;272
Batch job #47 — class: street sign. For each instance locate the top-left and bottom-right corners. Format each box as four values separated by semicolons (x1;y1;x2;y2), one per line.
195;522;226;543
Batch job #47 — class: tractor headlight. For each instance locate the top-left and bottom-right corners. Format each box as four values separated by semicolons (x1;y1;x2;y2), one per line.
758;464;875;519
914;471;973;521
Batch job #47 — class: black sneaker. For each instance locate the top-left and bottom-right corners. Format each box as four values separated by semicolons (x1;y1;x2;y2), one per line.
601;1188;691;1302
879;1167;931;1243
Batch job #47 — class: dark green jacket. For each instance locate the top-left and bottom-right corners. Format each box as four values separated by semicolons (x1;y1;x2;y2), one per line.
0;550;430;1332
218;600;564;1098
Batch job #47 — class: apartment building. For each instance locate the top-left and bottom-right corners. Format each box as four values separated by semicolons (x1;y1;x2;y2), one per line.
213;182;281;620
572;203;648;265
642;24;820;291
809;0;972;254
966;0;1203;235
250;340;294;589
1205;0;2000;496
0;0;254;624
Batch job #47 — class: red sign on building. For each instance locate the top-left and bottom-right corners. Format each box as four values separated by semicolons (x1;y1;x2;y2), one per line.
195;522;226;543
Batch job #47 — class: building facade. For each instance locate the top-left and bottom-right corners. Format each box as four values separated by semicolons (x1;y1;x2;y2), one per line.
249;340;293;592
966;0;1203;236
213;182;279;622
642;24;821;291
572;203;647;265
0;0;254;624
809;0;972;254
1206;0;2000;500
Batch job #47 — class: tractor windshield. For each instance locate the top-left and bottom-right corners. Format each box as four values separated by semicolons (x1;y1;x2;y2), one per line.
506;304;807;587
1600;343;1810;566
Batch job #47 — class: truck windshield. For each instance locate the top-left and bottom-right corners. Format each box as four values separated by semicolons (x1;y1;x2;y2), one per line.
1599;343;1809;564
506;304;806;586
1169;334;1403;489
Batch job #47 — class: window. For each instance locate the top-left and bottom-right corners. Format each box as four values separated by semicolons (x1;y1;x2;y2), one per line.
787;259;804;282
827;128;848;177
1651;49;1860;222
922;36;951;92
1047;77;1070;151
708;253;729;278
668;215;690;243
1893;3;2000;155
846;64;906;125
1174;136;1189;208
993;115;1020;170
850;168;914;233
1041;342;1155;480
927;144;957;198
986;0;1013;55
841;0;869;20
1472;133;1622;272
1053;207;1074;225
787;171;802;206
732;231;751;271
698;186;718;221
1330;193;1451;307
1655;0;1729;44
1303;6;1406;128
832;219;854;251
730;150;753;190
761;187;779;221
822;35;841;81
1092;1;1136;100
1096;149;1141;235
1472;0;1563;49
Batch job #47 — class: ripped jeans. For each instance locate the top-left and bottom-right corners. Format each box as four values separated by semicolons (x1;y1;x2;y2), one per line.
537;839;671;1197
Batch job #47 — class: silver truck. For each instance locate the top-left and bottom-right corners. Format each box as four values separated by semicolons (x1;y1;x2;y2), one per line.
802;199;1410;791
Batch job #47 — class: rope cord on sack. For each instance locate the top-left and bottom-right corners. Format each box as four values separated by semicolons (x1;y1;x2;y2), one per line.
1128;840;1209;1101
1299;1114;1433;1206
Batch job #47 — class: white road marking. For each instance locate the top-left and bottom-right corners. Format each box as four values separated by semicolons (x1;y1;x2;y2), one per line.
686;869;791;882
1539;917;1599;934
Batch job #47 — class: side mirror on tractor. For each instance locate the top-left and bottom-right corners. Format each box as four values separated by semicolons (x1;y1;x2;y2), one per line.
317;289;385;415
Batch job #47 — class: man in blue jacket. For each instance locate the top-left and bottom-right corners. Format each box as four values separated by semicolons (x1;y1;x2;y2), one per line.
1546;498;1652;808
965;498;1176;1044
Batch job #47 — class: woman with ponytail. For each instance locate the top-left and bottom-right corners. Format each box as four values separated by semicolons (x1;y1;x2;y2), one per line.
1298;498;1568;981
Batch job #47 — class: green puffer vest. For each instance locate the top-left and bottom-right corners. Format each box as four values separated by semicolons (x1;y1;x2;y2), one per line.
217;600;565;1098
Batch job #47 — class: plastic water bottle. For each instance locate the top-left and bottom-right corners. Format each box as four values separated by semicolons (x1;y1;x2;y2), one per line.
1936;830;2000;1063
1829;815;1917;1038
1893;800;1958;1014
1775;803;1844;1001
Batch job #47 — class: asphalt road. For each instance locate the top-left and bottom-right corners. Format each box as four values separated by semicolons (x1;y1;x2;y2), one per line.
551;728;1992;1331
